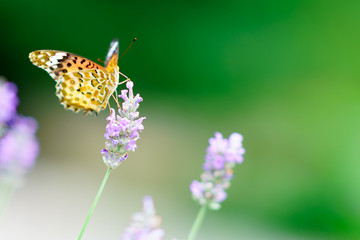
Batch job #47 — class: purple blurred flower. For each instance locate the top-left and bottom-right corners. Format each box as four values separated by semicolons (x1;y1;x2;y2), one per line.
0;78;19;126
121;196;164;240
190;132;245;210
0;115;39;179
101;81;146;169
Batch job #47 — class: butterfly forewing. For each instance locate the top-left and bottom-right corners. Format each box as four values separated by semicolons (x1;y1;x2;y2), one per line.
104;39;119;73
29;50;107;78
29;43;119;114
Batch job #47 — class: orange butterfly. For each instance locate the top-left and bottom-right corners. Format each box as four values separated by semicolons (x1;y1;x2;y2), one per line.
29;39;122;115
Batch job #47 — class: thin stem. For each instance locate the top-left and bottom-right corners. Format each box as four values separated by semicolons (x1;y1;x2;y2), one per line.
78;167;112;240
0;181;15;223
187;205;207;240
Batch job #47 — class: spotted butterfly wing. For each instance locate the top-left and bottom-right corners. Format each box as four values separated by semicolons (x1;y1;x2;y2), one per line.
29;39;120;114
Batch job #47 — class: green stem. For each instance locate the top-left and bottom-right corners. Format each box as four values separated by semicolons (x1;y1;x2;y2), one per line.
78;167;112;240
0;181;15;223
187;205;207;240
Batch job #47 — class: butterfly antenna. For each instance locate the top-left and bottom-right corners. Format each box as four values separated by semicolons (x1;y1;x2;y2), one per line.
119;38;137;60
97;58;104;63
118;38;136;81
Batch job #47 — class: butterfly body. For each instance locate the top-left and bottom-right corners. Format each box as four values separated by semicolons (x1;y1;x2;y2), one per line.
29;39;120;115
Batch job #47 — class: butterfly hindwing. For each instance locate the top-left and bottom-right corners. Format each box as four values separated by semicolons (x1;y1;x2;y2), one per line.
55;69;116;114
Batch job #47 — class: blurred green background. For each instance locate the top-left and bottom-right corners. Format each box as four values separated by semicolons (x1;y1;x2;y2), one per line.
1;0;360;239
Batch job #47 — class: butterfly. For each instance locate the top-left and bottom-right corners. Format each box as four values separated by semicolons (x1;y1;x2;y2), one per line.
29;39;121;115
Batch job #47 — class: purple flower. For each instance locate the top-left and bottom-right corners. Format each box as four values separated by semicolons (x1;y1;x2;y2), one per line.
101;81;145;169
190;180;204;201
226;133;245;163
0;78;19;126
121;196;164;240
190;132;245;210
0;116;39;179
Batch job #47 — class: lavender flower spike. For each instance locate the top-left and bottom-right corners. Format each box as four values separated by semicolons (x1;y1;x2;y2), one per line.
0;115;39;183
121;196;165;240
190;132;245;210
101;80;145;169
0;78;19;129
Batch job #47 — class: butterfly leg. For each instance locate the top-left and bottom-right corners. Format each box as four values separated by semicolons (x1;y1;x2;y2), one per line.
115;89;119;107
111;92;120;109
119;71;130;80
118;78;130;86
